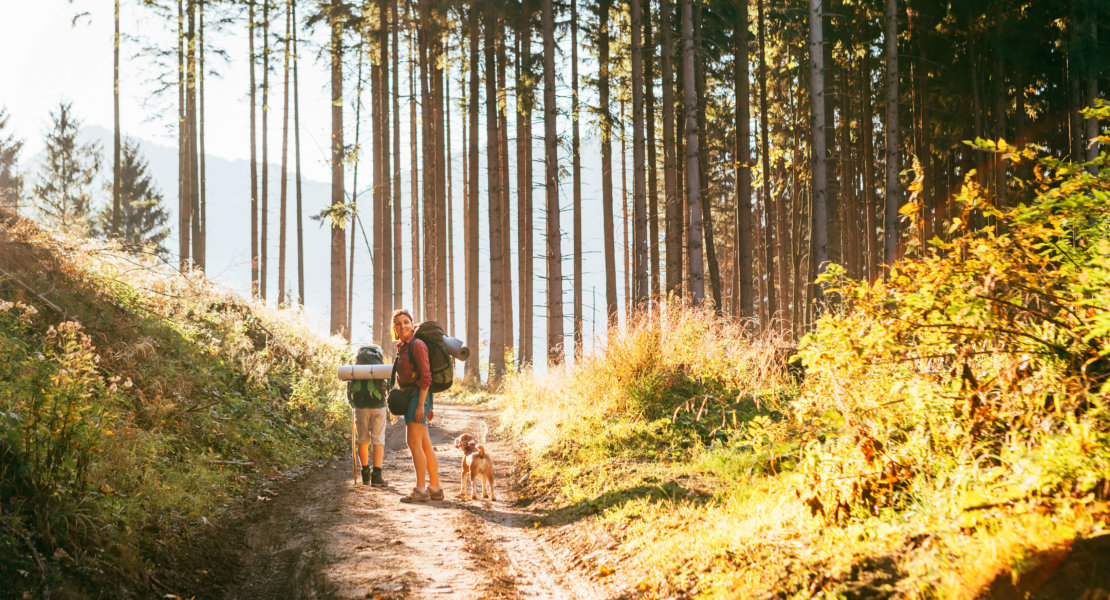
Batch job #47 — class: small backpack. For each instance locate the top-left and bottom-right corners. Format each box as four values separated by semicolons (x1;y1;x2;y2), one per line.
405;321;454;393
347;345;388;409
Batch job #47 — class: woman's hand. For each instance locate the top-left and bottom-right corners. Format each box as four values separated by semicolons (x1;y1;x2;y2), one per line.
415;400;425;423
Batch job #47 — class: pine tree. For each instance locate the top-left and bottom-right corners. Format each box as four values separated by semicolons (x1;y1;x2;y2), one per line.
33;102;101;232
93;139;170;256
0;108;23;211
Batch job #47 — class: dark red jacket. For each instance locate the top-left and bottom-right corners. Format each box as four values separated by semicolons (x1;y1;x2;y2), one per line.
394;336;431;390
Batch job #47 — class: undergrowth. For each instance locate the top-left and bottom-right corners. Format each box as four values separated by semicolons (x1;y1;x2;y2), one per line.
0;213;349;598
497;107;1110;599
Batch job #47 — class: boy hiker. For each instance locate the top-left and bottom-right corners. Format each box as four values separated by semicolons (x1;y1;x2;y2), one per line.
348;345;391;486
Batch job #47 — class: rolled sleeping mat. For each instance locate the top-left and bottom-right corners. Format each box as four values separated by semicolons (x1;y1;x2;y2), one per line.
443;336;470;361
336;363;394;381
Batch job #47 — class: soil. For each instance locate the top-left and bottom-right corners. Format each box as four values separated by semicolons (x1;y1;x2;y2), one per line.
157;401;633;600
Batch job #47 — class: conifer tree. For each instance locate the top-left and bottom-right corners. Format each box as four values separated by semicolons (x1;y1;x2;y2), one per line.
0;108;23;211
93;139;170;256
33;102;101;232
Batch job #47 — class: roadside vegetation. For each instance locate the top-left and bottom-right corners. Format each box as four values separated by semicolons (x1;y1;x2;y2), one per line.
497;110;1110;598
0;210;350;597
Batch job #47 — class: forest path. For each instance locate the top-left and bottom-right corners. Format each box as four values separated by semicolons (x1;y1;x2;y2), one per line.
163;401;627;600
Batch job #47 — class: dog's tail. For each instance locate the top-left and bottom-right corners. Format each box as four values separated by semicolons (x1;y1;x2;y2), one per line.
475;444;486;458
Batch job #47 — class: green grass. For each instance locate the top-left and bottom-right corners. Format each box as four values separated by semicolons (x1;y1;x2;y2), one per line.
0;216;351;597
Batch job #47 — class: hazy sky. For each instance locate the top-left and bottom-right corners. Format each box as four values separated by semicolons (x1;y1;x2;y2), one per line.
2;0;338;181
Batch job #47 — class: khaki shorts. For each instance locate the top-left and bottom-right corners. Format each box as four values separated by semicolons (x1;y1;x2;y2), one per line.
355;407;387;446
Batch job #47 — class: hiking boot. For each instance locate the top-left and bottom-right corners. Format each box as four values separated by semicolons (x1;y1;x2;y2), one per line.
399;487;430;503
361;465;370;485
428;486;444;501
370;467;386;487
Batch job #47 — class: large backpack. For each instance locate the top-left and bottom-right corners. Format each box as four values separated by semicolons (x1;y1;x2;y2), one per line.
406;321;454;393
347;345;388;408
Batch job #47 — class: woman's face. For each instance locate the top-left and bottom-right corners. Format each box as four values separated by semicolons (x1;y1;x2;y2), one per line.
394;313;413;340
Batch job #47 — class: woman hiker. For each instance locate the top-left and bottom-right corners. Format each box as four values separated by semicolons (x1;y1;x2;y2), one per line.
390;309;444;503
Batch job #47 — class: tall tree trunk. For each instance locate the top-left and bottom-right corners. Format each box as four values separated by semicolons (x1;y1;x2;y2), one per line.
409;23;421;320
622;99;629;319
486;4;506;382
572;0;583;361
497;25;513;356
113;0;121;235
681;0;703;304
187;1;201;269
445;54;454;334
279;0;290;305
883;0;899;267
644;0;660;310
773;74;792;332
197;2;206;269
261;0;269;299
757;0;774;324
1084;4;1099;167
329;0;348;338
734;0;753;319
249;0;259;296
435;28;448;325
516;2;534;367
392;0;402;322
694;2;721;310
661;0;681;299
292;0;304;304
381;0;393;339
598;0;617;330
421;23;433;320
631;0;648;309
543;0;564;366
348;37;363;339
177;0;183;267
861;57;876;281
466;4;481;380
809;0;829;291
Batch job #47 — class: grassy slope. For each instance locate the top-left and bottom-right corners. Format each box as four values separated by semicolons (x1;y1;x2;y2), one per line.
494;120;1110;598
0;211;350;597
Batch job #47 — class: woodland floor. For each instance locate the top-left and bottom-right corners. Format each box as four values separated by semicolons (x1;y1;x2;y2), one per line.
157;401;633;600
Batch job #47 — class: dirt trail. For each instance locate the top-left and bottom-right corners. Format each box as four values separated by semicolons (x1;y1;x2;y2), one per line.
165;401;628;600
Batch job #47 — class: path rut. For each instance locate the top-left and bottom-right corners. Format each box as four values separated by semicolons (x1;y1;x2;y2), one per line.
164;401;627;600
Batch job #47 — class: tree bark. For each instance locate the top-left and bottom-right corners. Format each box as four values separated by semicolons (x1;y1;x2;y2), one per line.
249;0;259;296
631;0;648;309
694;2;720;311
644;0;660;310
516;2;534;367
329;0;347;338
466;4;481;381
113;0;121;235
292;0;304;304
409;22;421;320
661;0;681;299
572;0;583;361
598;0;617;330
261;0;269;299
883;0;899;267
486;3;505;382
279;0;290;305
392;0;402;322
543;0;564;366
757;0;774;324
809;0;829;291
681;0;703;304
497;24;513;356
734;0;753;319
